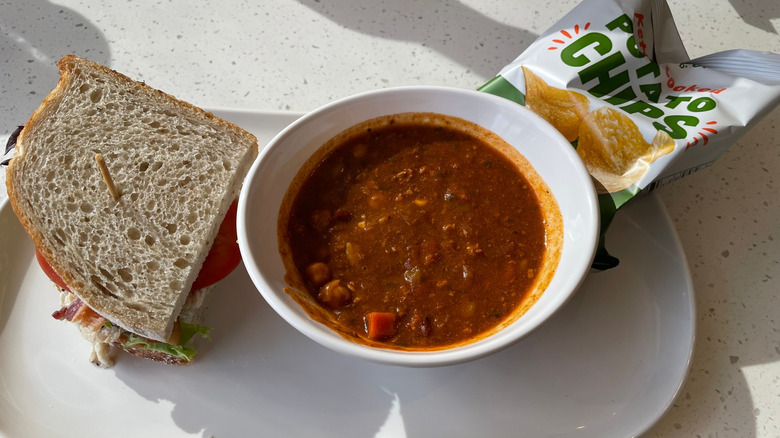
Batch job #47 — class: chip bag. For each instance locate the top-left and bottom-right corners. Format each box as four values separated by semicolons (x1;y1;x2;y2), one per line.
480;0;780;269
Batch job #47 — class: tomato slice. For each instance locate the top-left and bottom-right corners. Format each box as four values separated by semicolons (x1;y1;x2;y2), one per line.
191;200;241;290
36;200;241;293
36;248;69;291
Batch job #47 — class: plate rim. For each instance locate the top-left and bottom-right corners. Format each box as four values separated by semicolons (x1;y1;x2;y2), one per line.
630;192;697;437
0;108;696;438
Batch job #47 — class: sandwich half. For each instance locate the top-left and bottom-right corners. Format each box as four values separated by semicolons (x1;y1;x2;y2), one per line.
5;55;258;366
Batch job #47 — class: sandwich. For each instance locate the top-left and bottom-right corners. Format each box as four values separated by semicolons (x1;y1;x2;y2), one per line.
5;55;258;366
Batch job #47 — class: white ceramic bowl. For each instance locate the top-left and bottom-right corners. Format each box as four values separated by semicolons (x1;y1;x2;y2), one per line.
237;86;599;367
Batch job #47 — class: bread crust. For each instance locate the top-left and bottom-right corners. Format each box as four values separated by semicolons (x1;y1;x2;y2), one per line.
6;55;257;343
5;59;71;295
52;55;256;144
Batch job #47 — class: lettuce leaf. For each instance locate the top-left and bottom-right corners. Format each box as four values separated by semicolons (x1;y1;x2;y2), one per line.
123;323;212;362
124;334;198;361
180;322;212;346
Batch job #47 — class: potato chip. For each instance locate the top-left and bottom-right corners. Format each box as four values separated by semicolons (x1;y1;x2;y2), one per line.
522;66;590;142
649;130;676;161
577;107;675;193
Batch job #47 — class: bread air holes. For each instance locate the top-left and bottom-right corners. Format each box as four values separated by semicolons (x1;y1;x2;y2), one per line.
66;195;78;212
180;235;191;245
174;258;189;269
53;228;67;246
145;235;155;246
89;88;103;103
127;227;141;240
80;201;94;213
90;275;119;299
99;268;115;282
146;260;160;270
117;268;133;283
222;159;232;171
126;302;149;312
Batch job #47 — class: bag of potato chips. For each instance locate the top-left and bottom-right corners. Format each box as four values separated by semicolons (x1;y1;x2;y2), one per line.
480;0;780;269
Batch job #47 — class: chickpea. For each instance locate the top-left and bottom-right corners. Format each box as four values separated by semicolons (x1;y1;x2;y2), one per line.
310;209;331;231
318;279;352;309
305;262;331;287
352;143;367;158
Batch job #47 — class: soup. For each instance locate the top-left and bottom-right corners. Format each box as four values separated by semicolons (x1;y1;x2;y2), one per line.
278;112;561;349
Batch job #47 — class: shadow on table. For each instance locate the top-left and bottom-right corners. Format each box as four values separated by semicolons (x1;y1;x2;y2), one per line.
728;0;780;34
0;0;110;139
2;0;774;436
106;193;741;438
295;0;544;82
643;107;780;437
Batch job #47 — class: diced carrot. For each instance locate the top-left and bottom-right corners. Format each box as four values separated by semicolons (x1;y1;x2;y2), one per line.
366;312;396;340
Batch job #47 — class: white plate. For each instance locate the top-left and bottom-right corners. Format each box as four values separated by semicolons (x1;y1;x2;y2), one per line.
0;109;694;438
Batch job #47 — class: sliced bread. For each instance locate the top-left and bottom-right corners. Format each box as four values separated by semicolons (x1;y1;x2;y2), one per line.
6;55;258;341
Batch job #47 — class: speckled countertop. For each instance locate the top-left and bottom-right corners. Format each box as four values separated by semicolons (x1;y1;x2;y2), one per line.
1;0;778;436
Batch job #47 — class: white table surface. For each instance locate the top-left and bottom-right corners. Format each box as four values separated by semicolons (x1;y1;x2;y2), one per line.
1;0;778;436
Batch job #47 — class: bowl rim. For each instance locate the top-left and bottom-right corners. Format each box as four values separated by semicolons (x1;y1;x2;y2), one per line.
237;85;599;367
